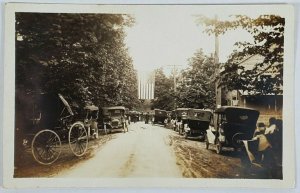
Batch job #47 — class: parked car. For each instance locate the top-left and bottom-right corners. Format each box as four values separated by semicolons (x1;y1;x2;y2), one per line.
153;109;168;125
183;109;212;140
129;110;141;123
205;106;259;154
102;106;128;133
175;108;189;134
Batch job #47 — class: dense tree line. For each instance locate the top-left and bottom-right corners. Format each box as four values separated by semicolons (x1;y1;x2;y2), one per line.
16;13;140;109
152;50;216;110
177;50;216;109
151;68;175;111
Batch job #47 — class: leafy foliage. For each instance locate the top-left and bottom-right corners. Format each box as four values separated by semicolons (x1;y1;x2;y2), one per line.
198;15;284;95
16;13;140;109
151;50;216;110
151;68;175;111
177;50;216;109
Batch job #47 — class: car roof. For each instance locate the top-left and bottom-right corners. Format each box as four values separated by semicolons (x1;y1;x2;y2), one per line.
176;108;189;111
189;108;212;113
104;106;126;110
84;105;99;111
214;106;258;113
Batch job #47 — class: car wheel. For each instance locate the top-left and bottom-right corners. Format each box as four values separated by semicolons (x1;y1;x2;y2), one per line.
216;138;222;154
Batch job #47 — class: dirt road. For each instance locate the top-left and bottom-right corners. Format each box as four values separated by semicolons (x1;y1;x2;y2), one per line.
15;122;249;178
57;122;182;177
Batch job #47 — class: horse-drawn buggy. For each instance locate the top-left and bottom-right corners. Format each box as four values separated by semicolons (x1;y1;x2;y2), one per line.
205;106;259;154
15;93;94;165
183;109;212;140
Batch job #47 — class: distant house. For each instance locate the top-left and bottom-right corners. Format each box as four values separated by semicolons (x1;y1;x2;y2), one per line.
223;54;282;125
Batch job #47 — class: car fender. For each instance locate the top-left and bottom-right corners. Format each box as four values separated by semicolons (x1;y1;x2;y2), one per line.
218;135;226;143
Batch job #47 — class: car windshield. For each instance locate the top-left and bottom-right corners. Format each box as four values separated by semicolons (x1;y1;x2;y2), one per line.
109;109;123;116
224;108;259;126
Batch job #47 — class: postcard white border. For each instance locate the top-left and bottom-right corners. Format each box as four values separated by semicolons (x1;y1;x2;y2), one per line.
3;3;295;188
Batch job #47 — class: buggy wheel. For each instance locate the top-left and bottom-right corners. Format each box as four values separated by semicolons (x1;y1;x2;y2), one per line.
69;122;88;157
216;138;222;154
205;134;209;150
31;129;61;165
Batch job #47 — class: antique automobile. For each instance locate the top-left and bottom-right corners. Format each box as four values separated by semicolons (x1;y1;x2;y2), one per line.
183;109;212;140
153;109;168;125
83;105;99;139
15;92;89;165
102;106;128;133
129;110;141;123
205;106;260;154
175;108;189;134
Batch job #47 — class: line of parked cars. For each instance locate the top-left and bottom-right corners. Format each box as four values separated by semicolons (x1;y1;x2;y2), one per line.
154;106;262;155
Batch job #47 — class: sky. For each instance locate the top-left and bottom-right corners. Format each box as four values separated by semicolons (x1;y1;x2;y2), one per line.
124;12;254;76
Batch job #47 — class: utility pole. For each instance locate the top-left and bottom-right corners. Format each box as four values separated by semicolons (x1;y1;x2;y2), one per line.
214;15;222;107
167;65;182;109
167;65;182;92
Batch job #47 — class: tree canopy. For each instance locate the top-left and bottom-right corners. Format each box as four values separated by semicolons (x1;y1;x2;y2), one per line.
16;13;140;109
151;68;175;111
197;15;284;95
151;50;216;110
177;49;216;109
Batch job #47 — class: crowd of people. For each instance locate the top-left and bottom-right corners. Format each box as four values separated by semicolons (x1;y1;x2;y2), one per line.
242;117;283;178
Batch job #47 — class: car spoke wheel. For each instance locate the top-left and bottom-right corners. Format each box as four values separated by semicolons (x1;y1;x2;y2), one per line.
69;122;88;157
32;129;61;165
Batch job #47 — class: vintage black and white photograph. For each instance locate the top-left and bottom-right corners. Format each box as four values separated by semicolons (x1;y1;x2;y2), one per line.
3;3;295;188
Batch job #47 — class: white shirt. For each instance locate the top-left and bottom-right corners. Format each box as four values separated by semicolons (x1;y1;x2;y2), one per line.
264;124;277;135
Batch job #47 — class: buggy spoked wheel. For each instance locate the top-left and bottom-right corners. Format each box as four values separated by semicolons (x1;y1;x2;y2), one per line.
31;129;61;165
69;122;88;157
216;138;222;154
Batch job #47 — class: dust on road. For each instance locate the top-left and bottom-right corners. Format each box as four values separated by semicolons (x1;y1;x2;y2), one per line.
57;122;182;177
